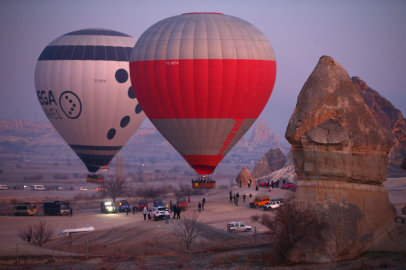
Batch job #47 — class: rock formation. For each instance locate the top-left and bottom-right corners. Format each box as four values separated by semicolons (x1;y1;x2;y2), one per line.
285;56;396;262
352;77;406;167
284;150;294;167
235;166;256;187
253;148;286;178
402;156;406;171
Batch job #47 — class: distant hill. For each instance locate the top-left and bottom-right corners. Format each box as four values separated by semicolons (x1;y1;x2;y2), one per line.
0;119;288;166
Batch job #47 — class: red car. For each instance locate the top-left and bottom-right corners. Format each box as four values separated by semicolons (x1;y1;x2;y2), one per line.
281;183;295;189
259;182;268;187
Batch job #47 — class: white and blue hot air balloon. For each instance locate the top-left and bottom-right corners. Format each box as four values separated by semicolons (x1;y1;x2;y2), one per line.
35;29;146;172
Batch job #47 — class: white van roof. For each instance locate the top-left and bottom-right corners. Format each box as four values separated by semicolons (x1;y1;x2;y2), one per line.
58;226;94;236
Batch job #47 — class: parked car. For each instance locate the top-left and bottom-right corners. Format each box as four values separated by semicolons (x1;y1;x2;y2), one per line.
148;206;167;221
263;198;285;211
100;201;116;214
227;222;251;233
176;197;187;211
250;195;270;208
31;185;46;191
118;200;130;212
136;200;148;211
79;187;88;191
153;199;164;207
290;184;297;191
0;185;9;190
281;182;295;189
259;182;268;187
13;202;37;216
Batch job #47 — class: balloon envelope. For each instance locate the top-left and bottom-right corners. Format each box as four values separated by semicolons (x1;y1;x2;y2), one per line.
129;13;276;175
35;29;146;172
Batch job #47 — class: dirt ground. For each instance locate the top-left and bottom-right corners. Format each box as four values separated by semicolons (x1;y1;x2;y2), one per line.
0;178;405;269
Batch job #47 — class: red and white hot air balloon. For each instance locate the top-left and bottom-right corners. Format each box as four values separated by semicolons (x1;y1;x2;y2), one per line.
129;13;276;175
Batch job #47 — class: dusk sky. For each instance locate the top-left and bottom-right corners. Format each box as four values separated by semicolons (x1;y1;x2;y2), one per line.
1;0;405;143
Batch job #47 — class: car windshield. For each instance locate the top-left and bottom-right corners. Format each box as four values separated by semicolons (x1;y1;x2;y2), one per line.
157;207;166;211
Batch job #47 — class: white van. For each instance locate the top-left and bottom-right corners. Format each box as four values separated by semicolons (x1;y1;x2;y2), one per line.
58;227;94;236
31;185;46;191
0;185;9;190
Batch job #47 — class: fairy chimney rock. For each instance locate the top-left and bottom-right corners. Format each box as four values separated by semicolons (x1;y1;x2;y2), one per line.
285;55;396;263
236;166;257;187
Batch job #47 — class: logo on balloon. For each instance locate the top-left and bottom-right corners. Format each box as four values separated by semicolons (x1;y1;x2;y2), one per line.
59;91;82;119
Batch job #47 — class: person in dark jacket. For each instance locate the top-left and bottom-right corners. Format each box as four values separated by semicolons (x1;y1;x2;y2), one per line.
69;206;73;217
173;205;177;219
202;198;205;210
176;206;181;219
230;194;233;203
198;202;201;212
243;194;246;202
132;205;136;214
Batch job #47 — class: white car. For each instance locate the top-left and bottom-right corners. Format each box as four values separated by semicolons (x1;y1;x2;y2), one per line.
79;187;87;191
148;206;167;221
227;222;251;233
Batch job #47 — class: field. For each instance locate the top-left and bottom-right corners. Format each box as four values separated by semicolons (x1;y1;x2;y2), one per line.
0;155;405;269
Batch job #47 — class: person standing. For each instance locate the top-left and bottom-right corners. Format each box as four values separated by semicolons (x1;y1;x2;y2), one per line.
233;194;236;203
176;207;181;219
271;180;274;188
202;198;205;210
188;196;191;203
143;207;147;220
230;194;233;203
170;201;173;212
236;193;239;200
243;194;246;202
248;179;251;188
249;193;252;202
132;205;136;215
198;202;201;212
126;207;129;215
164;209;170;223
240;180;242;188
173;205;177;219
69;206;73;217
235;197;239;206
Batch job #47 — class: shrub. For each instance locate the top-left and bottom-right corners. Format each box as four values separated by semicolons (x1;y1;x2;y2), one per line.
18;219;55;247
251;195;329;264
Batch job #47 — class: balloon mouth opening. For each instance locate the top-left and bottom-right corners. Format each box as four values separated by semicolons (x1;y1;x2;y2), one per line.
86;164;100;173
182;12;224;15
192;165;216;175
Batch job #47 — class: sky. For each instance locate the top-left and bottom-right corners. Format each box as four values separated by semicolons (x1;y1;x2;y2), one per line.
0;0;405;144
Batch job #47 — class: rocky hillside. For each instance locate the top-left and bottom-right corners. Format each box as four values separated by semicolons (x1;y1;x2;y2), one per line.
352;76;406;166
252;148;286;178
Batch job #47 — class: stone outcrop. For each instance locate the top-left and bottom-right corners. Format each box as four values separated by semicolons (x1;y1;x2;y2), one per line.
253;148;286;178
285;56;396;262
352;77;406;167
284;150;294;167
235;166;256;187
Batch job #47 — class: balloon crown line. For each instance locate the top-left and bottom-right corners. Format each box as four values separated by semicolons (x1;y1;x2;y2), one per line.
182;12;224;15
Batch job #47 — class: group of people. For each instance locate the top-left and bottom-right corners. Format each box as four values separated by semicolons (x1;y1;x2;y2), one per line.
191;177;216;183
198;198;206;212
230;190;252;206
239;179;253;188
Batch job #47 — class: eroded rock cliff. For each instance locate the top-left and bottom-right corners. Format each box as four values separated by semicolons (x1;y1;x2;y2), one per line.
352;76;406;167
285;55;396;263
252;148;286;178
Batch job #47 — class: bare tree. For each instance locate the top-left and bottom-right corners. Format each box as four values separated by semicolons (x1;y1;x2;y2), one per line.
251;195;329;263
18;219;55;247
101;176;131;203
171;212;205;251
